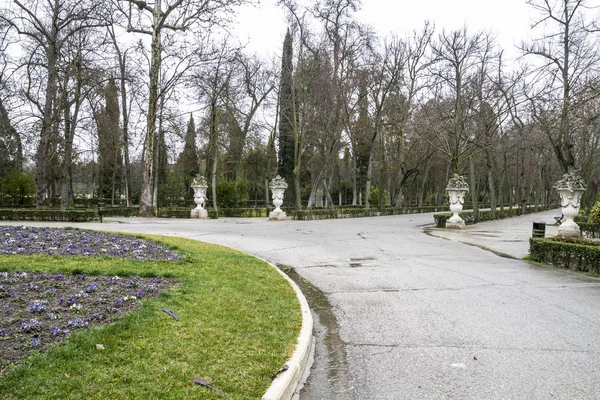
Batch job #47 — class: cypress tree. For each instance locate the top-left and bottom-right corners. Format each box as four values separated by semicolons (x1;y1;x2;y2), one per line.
96;79;122;200
0;97;22;175
177;114;199;199
277;29;296;206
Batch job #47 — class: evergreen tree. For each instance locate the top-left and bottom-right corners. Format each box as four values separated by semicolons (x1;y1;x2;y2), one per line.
0;97;22;176
95;79;122;201
177;114;199;199
277;29;296;206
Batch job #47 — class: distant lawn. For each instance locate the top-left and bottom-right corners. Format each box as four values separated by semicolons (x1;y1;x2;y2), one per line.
0;234;302;399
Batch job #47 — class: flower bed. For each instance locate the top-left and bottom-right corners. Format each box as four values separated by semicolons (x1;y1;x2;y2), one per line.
0;226;181;373
0;227;301;398
0;226;180;261
0;271;174;372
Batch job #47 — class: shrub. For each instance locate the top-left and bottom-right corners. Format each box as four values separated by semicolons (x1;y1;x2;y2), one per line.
589;201;600;225
530;237;600;274
1;170;35;206
215;181;250;209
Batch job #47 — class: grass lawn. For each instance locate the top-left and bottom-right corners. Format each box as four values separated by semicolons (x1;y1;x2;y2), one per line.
0;233;302;399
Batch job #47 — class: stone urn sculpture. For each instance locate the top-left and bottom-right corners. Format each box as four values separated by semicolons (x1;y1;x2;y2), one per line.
190;175;208;219
553;169;586;238
445;174;469;229
269;175;288;221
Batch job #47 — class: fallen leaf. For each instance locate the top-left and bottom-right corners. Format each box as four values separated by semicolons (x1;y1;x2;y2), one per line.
162;308;179;321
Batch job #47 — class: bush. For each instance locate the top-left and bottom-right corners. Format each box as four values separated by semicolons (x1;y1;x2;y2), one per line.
215;181;250;209
0;171;35;206
589;201;600;225
530;237;600;274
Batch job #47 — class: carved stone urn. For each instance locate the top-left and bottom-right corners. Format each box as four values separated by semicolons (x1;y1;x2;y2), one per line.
445;174;469;229
553;169;586;238
269;175;288;221
190;175;208;219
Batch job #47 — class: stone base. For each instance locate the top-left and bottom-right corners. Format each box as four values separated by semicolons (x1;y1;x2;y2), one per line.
191;209;208;219
558;225;580;238
445;220;466;229
269;210;287;221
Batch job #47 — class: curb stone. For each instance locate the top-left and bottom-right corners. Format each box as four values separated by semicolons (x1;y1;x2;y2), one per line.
262;262;314;400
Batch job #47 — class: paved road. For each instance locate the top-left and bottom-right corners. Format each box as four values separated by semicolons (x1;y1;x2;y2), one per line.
4;210;600;399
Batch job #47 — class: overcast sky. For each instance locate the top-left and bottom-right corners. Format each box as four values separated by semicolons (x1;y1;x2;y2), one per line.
234;0;540;61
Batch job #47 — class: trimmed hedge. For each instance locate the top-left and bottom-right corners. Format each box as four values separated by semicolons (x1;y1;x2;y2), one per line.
101;207;139;218
156;208;191;219
0;209;97;222
433;205;553;228
529;237;600;274
158;207;268;219
289;205;448;221
580;223;600;239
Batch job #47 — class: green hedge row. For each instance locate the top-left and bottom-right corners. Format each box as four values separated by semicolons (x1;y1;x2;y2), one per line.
580;223;600;239
156;207;268;219
0;209;98;222
289;205;448;221
433;205;554;228
101;207;140;218
529;237;600;274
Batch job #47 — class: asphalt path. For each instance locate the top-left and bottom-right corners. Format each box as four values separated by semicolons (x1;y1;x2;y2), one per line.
4;210;600;399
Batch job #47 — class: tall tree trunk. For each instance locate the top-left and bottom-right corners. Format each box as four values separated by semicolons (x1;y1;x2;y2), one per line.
119;51;132;207
352;154;358;205
37;43;59;208
139;2;162;217
485;150;496;219
469;157;479;222
211;150;218;213
365;152;373;209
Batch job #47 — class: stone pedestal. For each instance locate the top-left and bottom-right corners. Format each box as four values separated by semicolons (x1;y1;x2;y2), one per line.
269;175;288;221
553;170;586;238
190;176;208;219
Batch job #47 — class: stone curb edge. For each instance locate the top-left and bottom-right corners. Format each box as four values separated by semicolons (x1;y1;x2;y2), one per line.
262;262;314;400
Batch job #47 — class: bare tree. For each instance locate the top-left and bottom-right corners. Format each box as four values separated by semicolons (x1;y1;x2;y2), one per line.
113;0;247;216
1;0;106;208
363;37;406;208
427;27;495;174
521;0;600;173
